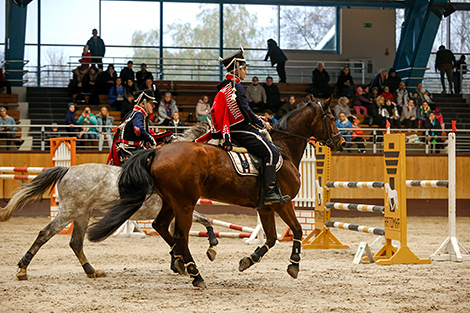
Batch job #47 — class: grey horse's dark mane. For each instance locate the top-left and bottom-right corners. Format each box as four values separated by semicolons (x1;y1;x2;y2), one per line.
174;121;211;142
274;102;310;130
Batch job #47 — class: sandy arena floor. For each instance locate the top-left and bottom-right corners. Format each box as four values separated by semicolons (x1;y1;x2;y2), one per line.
0;215;469;313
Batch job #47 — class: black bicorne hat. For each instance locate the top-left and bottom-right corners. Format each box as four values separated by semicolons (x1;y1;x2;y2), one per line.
219;47;248;72
133;86;156;104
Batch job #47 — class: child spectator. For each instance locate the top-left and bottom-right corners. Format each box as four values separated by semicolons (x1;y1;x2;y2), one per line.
65;103;77;133
264;109;277;125
157;92;179;125
380;86;395;102
334;96;354;122
371;87;379;102
351;119;366;153
434;107;444;126
335;112;352;151
400;99;418;129
384;98;400;128
95;106;115;150
336;66;354;98
196;95;211;122
363;86;373;101
169;112;185;134
79;45;92;69
352;87;371;115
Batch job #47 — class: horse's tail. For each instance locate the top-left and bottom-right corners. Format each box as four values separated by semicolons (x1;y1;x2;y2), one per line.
88;149;157;242
0;167;69;222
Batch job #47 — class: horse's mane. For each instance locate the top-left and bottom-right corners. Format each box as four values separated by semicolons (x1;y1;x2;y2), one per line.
274;102;309;130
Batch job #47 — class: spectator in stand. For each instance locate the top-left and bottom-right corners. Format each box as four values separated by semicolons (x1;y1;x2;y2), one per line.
264;109;277;126
276;95;298;120
371;87;379;102
0;106;23;149
122;78;139;118
417;101;432;128
384;98;400;128
77;107;98;141
157;92;178;125
435;45;456;94
169;112;185;134
65;103;77;133
369;95;387;128
264;39;288;83
95;106;114;150
336;66;354;98
120;61;135;83
68;65;88;96
0;68;12;94
414;82;434;109
47;123;61;139
100;64;117;94
387;68;401;100
143;78;161;103
335;112;352;151
353;87;371;115
82;66;102;105
109;77;126;112
86;29;106;69
400;99;418;129
136;63;154;90
363;86;373;101
425;112;443;152
434;107;444;126
334;96;354;122
79;45;92;69
196;95;211;122
395;82;409;113
351;119;366;153
262;76;282;113
380;86;395;102
369;69;388;94
246;76;267;113
410;91;421;107
453;55;467;94
310;63;331;98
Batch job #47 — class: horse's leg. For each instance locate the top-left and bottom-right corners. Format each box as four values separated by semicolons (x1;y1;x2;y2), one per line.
17;213;72;280
239;207;277;272
173;210;205;288
272;201;302;279
69;213;105;278
192;210;218;261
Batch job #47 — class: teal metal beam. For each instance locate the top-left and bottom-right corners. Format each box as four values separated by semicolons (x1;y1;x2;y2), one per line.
5;0;28;86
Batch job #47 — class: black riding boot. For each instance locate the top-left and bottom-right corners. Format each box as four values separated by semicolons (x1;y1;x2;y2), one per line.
263;164;290;205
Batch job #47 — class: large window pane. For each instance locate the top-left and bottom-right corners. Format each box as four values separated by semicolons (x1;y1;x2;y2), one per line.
162;48;219;81
280;6;336;50
0;0;5;45
25;0;37;44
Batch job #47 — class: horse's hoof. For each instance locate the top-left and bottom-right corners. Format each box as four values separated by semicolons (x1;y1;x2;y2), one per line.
239;257;253;272
16;268;27;280
192;276;206;289
287;263;299;279
87;269;106;278
206;246;217;261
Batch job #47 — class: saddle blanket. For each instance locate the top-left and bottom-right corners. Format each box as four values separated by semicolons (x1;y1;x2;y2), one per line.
227;151;283;176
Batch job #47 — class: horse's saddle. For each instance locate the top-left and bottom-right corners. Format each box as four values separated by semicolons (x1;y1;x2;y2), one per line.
227;151;283;177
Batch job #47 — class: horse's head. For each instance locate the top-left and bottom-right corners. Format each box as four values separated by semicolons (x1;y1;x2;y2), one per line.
310;97;345;152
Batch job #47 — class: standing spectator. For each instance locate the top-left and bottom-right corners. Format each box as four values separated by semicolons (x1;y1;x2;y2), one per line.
384;98;400;128
417;101;432;128
65;103;77;133
169;112;185;134
310;63;331;98
395;82;409;112
386;68;401;100
136;63;154;90
79;45;92;69
95;106;114;151
369;69;388;94
334;96;354;122
400;99;418;129
0;68;12;94
276;95;298;120
380;86;395;102
0;106;23;149
86;29;106;69
246;76;267;113
453;55;467;94
264;39;288;83
77;107;98;142
262;76;282;113
196;95;211;122
109;77;126;112
157;92;178;125
335;112;352;151
435;45;456;94
351;119;366;153
99;64;117;94
336;66;354;98
425;112;443;152
414;82;434;109
120;61;135;83
82;66;102;105
352;87;371;115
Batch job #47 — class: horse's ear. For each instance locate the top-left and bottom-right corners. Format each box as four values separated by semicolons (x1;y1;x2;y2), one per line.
322;95;333;111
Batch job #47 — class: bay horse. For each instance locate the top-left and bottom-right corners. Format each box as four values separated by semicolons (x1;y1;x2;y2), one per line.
88;99;344;288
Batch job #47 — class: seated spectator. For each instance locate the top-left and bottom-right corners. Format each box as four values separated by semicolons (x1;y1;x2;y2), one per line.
264;109;277;126
95;106;114;150
0;68;12;94
77;107;98;142
246;76;267;113
143;78;161;103
120;60;135;83
262;76;282;113
196;95;211;122
371;87;379;102
65;103;77;133
122;78;139;118
336;66;354;98
363;86;373;101
400;99;418;129
99;64;117;94
410;91;422;107
334;96;354;122
79;45;92;69
276;95;298;120
415;82;434;109
47;123;61;139
380;86;395;102
434;107;444;126
309;63;331;98
424;112;444;152
82;66;102;105
417;101;432;121
369;69;388;94
157;92;178;125
168;112;185;134
136;63;154;90
351;119;366;153
109;77;126;111
335;112;352;151
384;98;400;128
353;87;371;115
0;106;23;149
369;95;387;128
68;65;88;96
395;81;409;112
387;68;401;100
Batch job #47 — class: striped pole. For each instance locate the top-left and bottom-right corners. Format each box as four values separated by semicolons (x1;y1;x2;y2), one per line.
325;202;384;213
189;231;251;239
325;221;385;236
210;218;256;233
0;174;38;180
0;167;49;173
326;181;385;189
197;199;230;206
405;180;448;188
